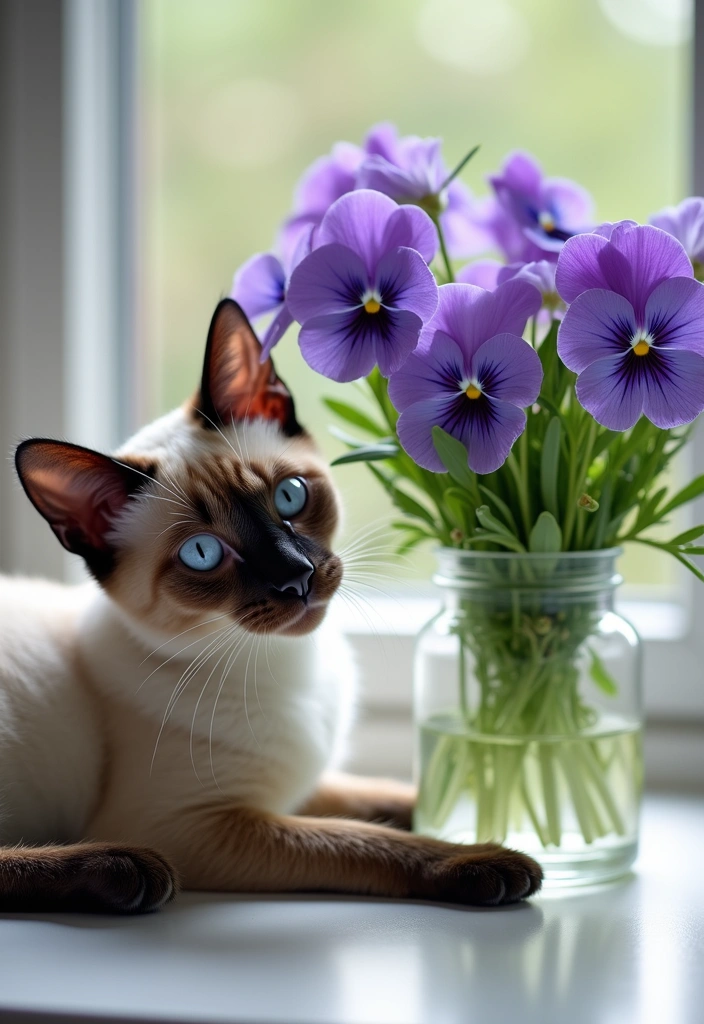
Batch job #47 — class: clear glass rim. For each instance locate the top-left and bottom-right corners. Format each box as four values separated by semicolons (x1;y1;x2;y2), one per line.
433;546;624;592
435;546;623;562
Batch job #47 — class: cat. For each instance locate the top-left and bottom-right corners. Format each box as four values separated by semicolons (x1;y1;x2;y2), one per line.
0;299;542;912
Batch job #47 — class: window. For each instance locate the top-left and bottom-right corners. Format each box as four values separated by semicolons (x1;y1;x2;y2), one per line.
0;0;702;786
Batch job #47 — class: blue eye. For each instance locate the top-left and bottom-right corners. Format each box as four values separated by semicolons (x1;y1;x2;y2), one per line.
274;477;307;517
179;534;224;571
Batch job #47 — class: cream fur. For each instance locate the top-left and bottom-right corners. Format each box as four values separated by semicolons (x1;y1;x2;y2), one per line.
0;411;357;855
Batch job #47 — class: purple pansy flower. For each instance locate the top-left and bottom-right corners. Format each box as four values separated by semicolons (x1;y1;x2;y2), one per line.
356;123;485;258
484;152;593;262
388;281;543;475
231;227;313;357
650;197;704;269
286;190;439;382
278;142;364;265
556;221;704;430
498;260;564;320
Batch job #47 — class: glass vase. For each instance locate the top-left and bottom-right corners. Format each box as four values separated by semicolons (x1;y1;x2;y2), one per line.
413;549;643;887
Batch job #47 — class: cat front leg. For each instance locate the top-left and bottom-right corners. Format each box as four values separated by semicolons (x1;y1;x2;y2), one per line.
168;805;542;906
296;771;416;830
0;842;177;914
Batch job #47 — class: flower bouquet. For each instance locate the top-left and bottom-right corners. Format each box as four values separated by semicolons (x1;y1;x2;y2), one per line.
232;124;704;882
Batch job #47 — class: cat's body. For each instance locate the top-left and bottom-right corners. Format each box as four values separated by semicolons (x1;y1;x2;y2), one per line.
0;300;541;912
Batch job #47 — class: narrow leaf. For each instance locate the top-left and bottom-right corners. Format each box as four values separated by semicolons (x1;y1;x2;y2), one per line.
529;511;563;553
658;475;704;517
540;417;561;518
589;648;618;696
469;531;527;553
669;524;704;546
432;426;475;491
323;398;386;437
478;485;520;536
331;443;399;466
476;504;518;539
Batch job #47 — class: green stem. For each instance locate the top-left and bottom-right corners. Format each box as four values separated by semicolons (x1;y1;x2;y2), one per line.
508;452;532;543
434;217;455;283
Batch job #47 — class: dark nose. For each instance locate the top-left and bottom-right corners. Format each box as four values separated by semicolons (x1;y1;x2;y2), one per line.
272;560;314;599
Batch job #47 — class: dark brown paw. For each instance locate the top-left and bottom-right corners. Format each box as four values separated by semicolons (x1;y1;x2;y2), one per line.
73;845;177;914
427;844;543;906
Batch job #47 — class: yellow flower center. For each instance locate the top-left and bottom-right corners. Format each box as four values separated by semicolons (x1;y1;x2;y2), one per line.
364;298;381;314
465;384;482;399
633;340;650;356
539;211;556;233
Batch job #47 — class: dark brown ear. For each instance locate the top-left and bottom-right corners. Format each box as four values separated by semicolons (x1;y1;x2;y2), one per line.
195;299;302;436
15;439;152;580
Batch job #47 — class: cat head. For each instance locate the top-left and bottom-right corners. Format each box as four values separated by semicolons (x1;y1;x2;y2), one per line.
15;300;343;637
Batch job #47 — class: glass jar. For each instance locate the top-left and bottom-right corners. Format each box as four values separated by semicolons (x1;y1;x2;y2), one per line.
413;548;643;887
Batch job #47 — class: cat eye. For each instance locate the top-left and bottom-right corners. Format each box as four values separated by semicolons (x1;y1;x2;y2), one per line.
274;477;307;518
178;534;224;571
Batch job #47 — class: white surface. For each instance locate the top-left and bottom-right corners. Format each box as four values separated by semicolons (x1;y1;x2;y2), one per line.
1;794;703;1024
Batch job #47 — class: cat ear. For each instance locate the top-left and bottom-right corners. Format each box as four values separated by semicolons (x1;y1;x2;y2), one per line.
195;298;302;436
15;439;151;577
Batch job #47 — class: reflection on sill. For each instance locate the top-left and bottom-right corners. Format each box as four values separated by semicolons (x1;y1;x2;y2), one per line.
330;591;689;643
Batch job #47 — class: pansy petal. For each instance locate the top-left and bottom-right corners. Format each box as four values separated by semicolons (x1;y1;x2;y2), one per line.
363;122;399;162
542;177;593;230
286;244;366;323
557;289;636;373
640;349;704;428
317;190;397;278
396;395;467;472
575;353;643;430
297;311;377;382
555;232;611;303
650;197;704;264
420;281;541;361
381;205;438;265
231;253;285;320
456;259;502;290
443;180;489;259
260;306;294;359
356;155;426;201
376;247;438;322
645;277;704;355
600;223;693;321
293;142;361;214
471;333;543;406
373;309;424;377
465;400;527;475
388;330;467;411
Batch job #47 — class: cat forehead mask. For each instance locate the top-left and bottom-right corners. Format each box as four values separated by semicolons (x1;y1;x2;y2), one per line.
15;300;304;579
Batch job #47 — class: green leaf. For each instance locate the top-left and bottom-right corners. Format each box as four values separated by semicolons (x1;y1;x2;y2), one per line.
331;443;399;466
323;398;386;437
540;417;561;519
431;426;475;491
658;475;704;517
476;504;519;540
588;648;618;696
469;531;527;553
478;486;520;536
443;487;472;530
529;511;563;553
367;465;438;530
668;524;704;546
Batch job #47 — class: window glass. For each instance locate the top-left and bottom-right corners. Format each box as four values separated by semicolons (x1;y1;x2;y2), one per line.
141;0;691;588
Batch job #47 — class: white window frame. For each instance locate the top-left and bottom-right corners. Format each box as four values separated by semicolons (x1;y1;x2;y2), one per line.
0;0;702;785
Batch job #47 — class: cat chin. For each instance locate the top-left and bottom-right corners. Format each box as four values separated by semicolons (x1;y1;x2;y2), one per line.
235;599;329;637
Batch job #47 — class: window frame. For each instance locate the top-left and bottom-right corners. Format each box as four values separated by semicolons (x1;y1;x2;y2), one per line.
0;0;702;780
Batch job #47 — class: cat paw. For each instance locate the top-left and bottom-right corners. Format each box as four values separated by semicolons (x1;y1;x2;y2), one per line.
425;844;543;906
74;845;178;914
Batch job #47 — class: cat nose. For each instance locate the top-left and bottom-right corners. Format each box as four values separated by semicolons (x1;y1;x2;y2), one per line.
272;560;314;598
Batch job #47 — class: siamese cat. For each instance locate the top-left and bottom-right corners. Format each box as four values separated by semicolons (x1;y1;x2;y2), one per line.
0;299;541;913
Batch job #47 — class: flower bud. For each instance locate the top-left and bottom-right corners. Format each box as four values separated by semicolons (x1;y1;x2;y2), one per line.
578;493;599;512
